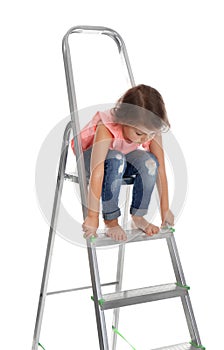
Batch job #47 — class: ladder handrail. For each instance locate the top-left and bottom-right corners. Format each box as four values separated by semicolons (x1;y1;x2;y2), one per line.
62;25;135;220
63;25;135;85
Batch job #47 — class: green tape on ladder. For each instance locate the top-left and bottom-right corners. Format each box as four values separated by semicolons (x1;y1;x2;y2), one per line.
91;295;105;306
112;325;136;350
38;343;46;350
162;225;175;233
176;282;190;290
190;340;206;349
90;235;96;243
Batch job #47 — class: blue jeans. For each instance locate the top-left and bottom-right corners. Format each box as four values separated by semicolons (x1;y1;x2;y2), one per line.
83;148;159;220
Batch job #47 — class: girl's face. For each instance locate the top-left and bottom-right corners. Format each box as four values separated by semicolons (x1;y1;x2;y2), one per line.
122;125;155;144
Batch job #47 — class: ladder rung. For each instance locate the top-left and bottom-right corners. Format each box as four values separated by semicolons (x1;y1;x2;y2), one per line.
46;281;118;296
151;343;199;350
94;229;172;247
64;172;135;185
101;283;188;310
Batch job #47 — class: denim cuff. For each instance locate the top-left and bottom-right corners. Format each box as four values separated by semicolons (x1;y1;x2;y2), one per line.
130;207;148;217
102;209;121;220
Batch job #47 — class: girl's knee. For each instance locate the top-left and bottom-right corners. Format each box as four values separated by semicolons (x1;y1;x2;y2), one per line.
137;151;159;176
105;150;127;174
147;152;159;168
144;155;158;176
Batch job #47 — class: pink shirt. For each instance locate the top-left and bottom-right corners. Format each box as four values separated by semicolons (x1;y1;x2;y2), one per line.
71;109;151;154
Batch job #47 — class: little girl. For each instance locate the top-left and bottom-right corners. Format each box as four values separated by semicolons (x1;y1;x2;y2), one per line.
75;84;174;241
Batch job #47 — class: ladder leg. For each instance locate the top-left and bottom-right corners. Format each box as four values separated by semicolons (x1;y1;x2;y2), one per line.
32;123;71;350
166;234;202;346
88;244;109;350
111;245;125;350
112;185;131;350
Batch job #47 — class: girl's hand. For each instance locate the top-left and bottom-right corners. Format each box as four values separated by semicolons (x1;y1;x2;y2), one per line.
82;215;99;238
161;209;174;227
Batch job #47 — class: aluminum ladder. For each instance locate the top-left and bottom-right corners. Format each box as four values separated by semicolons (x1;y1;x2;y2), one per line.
32;25;205;350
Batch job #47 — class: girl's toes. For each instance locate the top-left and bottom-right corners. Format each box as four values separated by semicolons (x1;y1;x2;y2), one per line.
153;226;159;234
105;226;127;241
145;225;153;236
117;232;126;241
145;224;159;236
114;233;119;241
120;233;127;241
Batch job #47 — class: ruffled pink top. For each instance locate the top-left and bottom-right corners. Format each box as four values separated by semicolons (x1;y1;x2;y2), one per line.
71;109;151;154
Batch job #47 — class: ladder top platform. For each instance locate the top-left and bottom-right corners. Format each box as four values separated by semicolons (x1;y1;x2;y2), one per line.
91;228;173;247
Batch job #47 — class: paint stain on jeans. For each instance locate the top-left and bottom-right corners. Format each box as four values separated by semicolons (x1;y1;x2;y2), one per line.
115;154;125;174
145;158;157;176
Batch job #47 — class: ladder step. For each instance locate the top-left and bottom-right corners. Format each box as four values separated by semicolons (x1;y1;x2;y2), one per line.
65;172;135;185
151;342;199;350
94;228;173;247
101;283;187;310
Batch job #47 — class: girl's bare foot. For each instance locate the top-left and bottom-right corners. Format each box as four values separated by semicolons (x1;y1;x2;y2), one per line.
104;219;127;241
132;215;159;236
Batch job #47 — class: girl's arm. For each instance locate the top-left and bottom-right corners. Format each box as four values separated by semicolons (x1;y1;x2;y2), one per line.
150;134;174;226
82;123;113;237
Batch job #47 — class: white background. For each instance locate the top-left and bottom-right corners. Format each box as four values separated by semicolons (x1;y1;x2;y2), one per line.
1;1;223;349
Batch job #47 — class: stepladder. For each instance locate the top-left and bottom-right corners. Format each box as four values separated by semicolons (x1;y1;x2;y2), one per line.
32;25;205;350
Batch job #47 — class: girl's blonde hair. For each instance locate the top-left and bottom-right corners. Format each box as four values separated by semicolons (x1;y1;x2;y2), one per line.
112;84;170;132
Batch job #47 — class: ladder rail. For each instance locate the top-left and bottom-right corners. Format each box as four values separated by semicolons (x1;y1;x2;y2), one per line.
62;34;88;218
166;235;202;346
62;25;135;220
32;122;71;350
112;185;131;350
62;25;136;350
87;243;110;349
